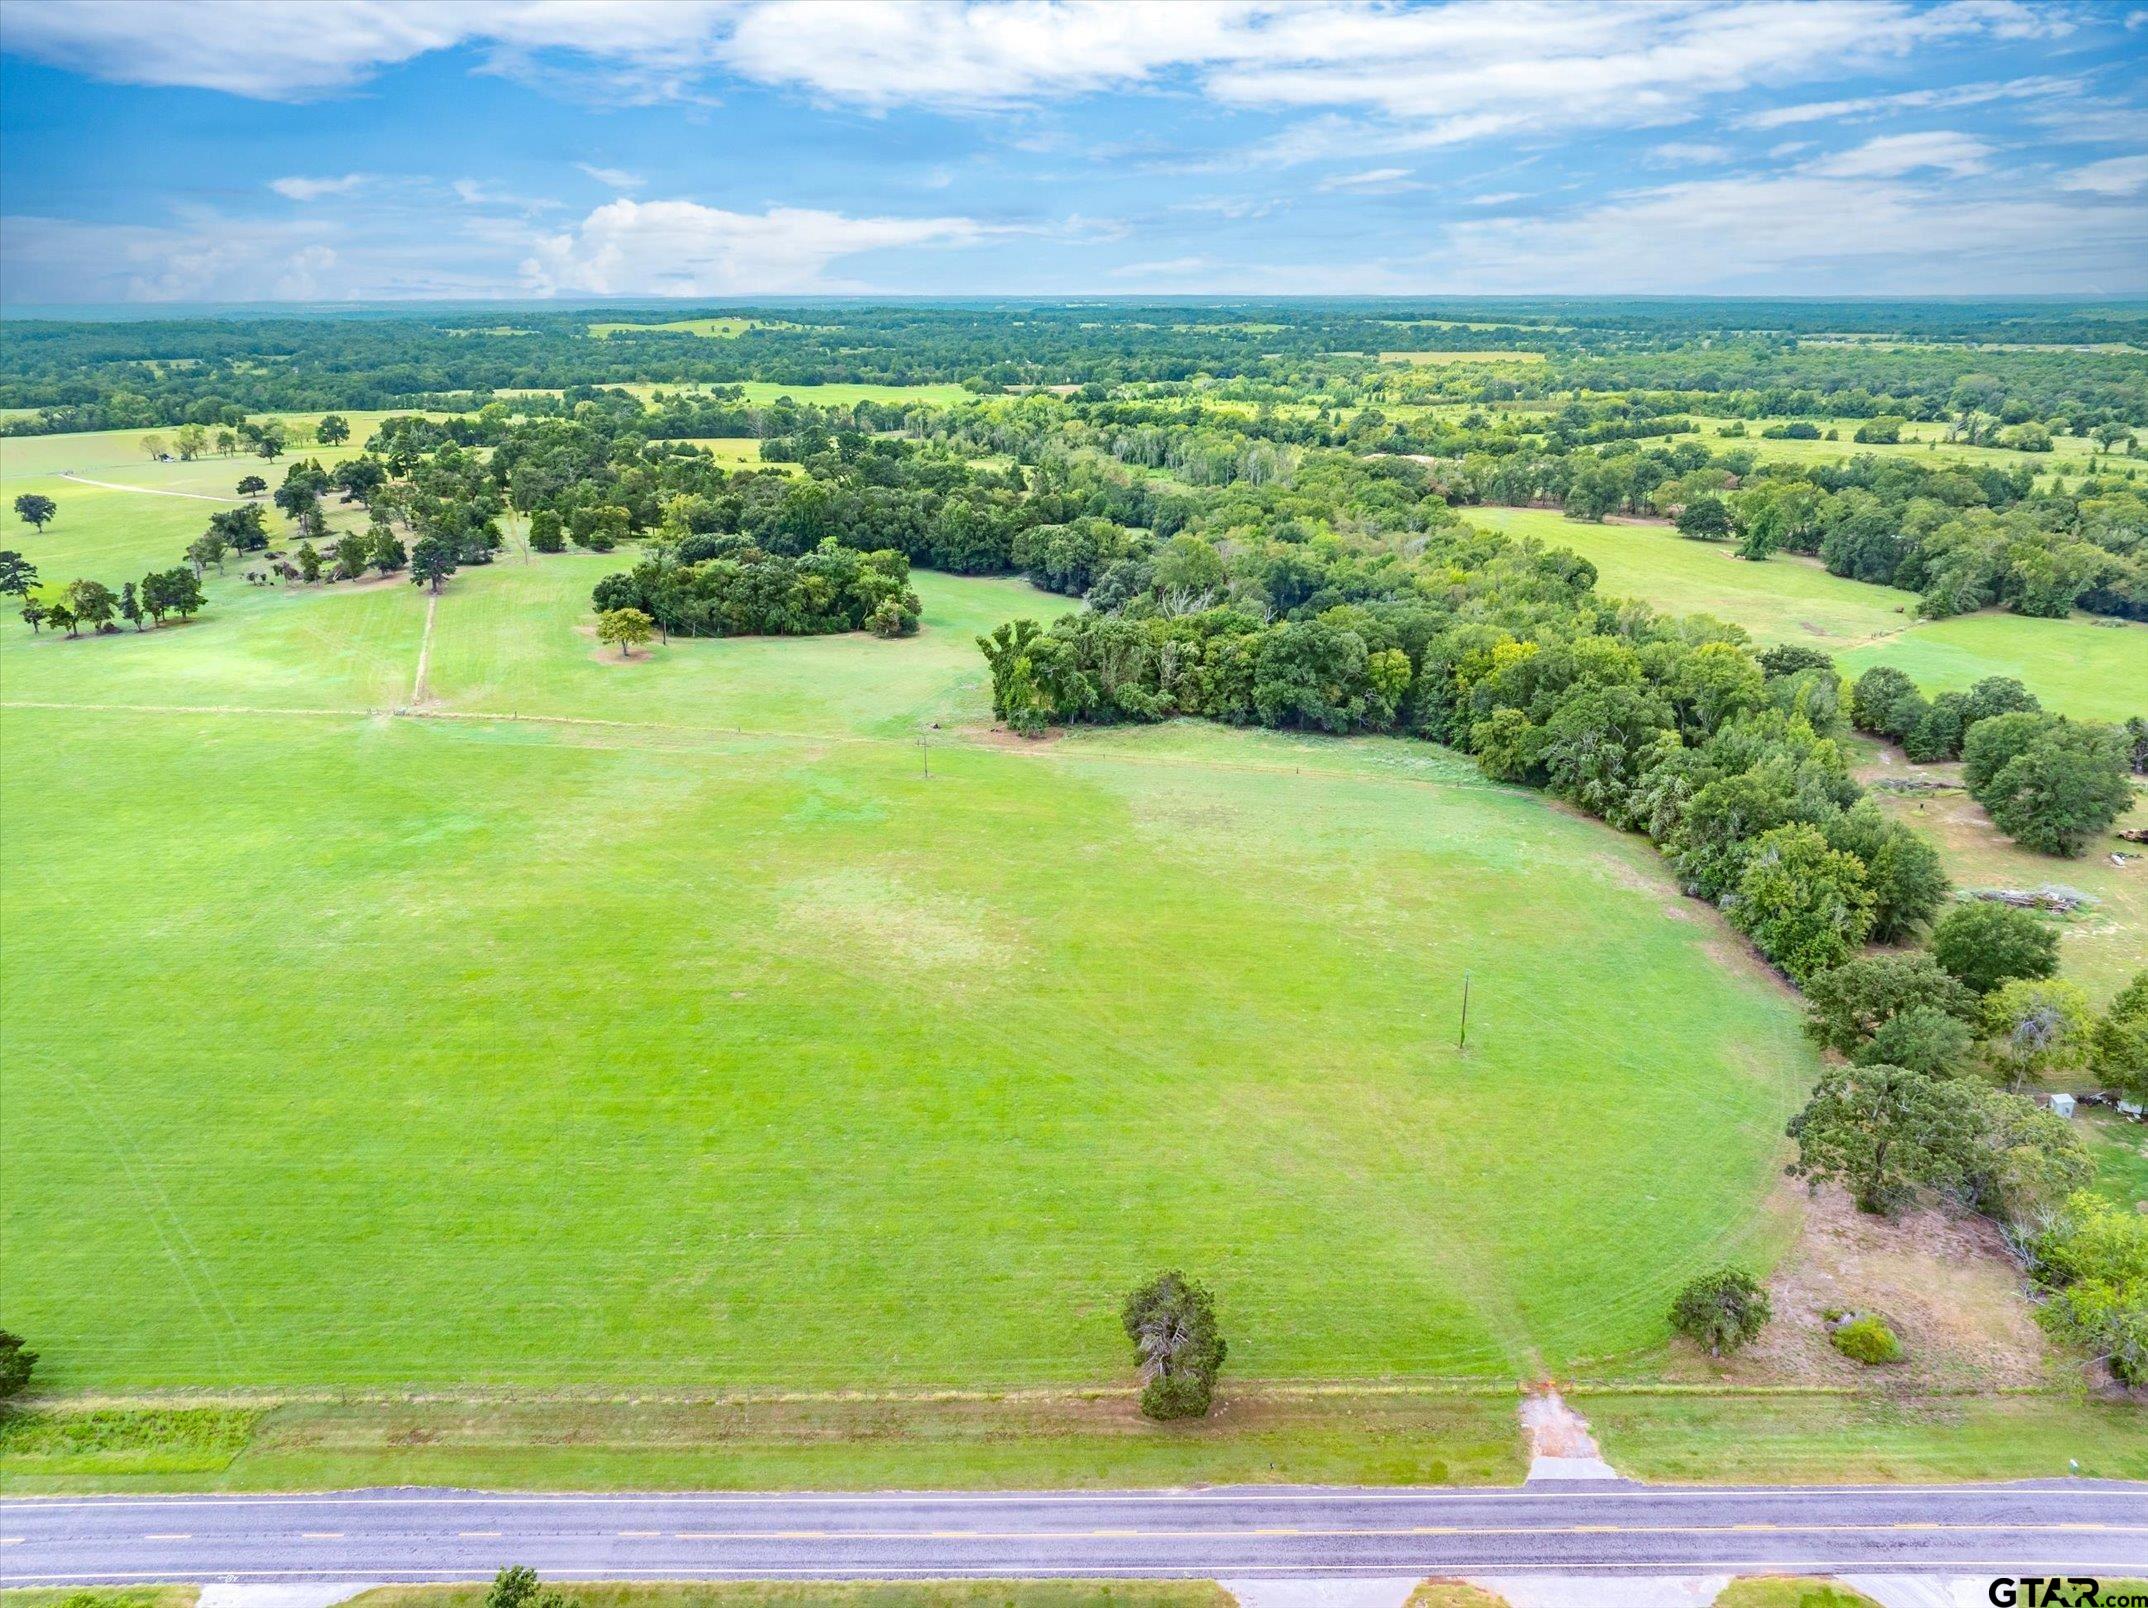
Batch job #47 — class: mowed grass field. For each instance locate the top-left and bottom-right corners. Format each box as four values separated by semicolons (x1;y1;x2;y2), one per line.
0;472;1821;1395
1672;415;2125;481
0;413;419;583
1470;506;2148;723
589;317;756;338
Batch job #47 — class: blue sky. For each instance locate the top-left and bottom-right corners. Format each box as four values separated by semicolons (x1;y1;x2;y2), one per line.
2;0;2144;304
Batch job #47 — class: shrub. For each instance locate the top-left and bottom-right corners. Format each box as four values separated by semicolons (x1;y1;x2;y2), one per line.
1830;1314;1903;1364
0;1329;34;1399
1667;1267;1771;1356
2031;1192;2148;1386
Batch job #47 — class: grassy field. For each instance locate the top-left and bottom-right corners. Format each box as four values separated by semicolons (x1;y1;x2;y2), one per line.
1378;351;1546;365
1;474;1822;1397
1857;745;2146;1008
1578;1389;2148;1482
0;413;419;584
1672;415;2126;480
678;437;791;472
1469;507;2148;723
0;1389;1526;1494
590;318;756;338
621;381;975;409
345;1586;1230;1608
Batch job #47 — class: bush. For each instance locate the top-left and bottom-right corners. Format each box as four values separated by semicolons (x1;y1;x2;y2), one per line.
1830;1314;1903;1364
1667;1267;1771;1356
2031;1192;2148;1385
0;1329;34;1399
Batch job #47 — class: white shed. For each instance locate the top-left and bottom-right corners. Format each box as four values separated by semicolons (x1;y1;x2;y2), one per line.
2048;1092;2075;1119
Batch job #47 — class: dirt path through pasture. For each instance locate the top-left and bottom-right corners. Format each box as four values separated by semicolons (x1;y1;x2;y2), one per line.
57;471;241;502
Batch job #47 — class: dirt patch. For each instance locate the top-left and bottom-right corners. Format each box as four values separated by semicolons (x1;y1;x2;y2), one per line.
1727;1183;2048;1389
963;721;1068;749
1519;1391;1603;1459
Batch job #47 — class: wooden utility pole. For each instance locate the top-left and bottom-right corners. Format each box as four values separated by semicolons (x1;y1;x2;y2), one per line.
1457;970;1472;1052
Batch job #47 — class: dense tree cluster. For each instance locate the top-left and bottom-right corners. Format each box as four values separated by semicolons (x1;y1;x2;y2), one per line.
593;539;920;640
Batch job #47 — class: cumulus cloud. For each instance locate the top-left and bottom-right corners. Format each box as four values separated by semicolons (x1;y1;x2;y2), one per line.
270;173;369;200
2060;153;2148;195
1810;130;1992;177
0;0;2087;164
520;198;997;295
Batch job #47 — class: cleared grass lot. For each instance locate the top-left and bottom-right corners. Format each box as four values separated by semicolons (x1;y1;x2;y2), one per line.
590;317;756;338
1672;415;2126;481
1470;506;2148;723
1;478;1819;1395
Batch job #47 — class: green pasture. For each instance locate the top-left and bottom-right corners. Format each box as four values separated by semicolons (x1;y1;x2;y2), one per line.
0;491;1818;1393
1378;351;1547;365
621;380;974;409
676;436;790;471
590;317;755;338
1857;746;2147;1008
1675;415;2124;480
1470;506;2148;723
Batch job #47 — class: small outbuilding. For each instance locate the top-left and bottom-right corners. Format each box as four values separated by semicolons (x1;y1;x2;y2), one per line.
2047;1092;2075;1119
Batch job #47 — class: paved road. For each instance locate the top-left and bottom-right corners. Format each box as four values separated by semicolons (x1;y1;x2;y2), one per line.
4;1483;2146;1585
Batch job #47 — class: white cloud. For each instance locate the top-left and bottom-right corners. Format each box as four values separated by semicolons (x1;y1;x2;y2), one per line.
270;173;369;200
1738;73;2080;130
1316;166;1416;192
451;178;562;211
0;0;2085;173
1108;255;1216;278
576;163;646;190
2059;153;2148;195
1810;130;1992;177
1650;142;1733;165
1467;191;1526;206
520;198;997;295
0;211;500;302
1439;171;2148;293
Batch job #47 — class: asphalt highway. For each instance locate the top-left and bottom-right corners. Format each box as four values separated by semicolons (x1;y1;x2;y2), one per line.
5;1481;2146;1584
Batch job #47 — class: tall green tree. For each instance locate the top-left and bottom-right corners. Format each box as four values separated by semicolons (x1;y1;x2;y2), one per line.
0;550;39;598
1122;1270;1227;1420
1930;901;2059;995
1786;1061;1980;1215
13;493;56;534
409;535;458;593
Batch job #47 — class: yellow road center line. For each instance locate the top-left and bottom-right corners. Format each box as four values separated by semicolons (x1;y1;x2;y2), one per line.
615;1520;2148;1543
